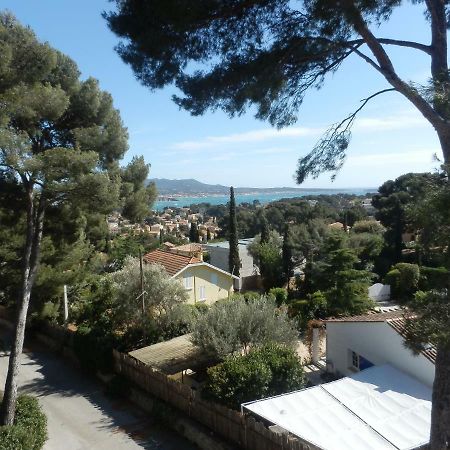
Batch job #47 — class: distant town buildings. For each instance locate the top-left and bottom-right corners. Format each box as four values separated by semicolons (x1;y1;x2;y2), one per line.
106;206;221;242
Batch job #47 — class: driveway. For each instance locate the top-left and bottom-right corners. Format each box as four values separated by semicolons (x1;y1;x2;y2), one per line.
0;327;197;450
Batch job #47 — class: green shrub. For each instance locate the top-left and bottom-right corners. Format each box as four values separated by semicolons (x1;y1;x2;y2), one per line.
38;301;60;323
232;291;260;302
0;394;47;450
73;324;118;373
419;266;449;291
385;263;420;302
193;302;209;314
288;291;327;330
268;288;288;306
191;295;298;359
116;324;158;353
203;343;305;410
289;299;308;318
0;426;29;450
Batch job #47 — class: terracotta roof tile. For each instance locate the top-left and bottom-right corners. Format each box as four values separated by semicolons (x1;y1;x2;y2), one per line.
326;310;405;323
172;243;203;253
143;249;201;277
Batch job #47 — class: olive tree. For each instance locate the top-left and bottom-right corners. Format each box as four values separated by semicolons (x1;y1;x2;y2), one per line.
191;295;298;359
108;256;188;327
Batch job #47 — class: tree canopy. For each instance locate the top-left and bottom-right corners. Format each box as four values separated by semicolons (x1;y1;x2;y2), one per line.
105;0;450;181
0;13;153;425
203;343;305;410
191;295;298;359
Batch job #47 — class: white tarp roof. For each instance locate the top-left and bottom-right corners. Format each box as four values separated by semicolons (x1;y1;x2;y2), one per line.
242;365;431;450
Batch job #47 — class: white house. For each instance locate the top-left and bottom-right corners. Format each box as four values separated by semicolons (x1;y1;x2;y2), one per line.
243;364;432;450
326;310;435;387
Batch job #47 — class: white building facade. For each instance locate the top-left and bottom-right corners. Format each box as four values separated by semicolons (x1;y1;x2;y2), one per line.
326;311;435;387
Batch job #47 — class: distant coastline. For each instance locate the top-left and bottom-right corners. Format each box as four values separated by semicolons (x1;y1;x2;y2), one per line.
154;188;377;211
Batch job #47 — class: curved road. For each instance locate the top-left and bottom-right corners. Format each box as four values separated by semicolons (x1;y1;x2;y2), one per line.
0;329;197;450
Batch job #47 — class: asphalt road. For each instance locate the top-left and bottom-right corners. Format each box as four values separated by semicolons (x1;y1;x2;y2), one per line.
0;328;197;450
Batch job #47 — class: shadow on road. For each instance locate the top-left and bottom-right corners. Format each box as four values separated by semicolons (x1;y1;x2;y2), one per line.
0;329;197;450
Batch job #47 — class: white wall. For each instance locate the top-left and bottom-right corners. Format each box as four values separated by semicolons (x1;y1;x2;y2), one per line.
368;283;391;302
326;321;435;387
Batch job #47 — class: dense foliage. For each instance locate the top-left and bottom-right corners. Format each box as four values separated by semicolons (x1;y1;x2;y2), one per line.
372;173;442;267
203;344;305;410
0;394;47;450
191;296;298;359
105;0;450;181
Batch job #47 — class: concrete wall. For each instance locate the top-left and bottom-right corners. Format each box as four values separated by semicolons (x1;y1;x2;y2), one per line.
205;242;257;290
326;321;435;387
206;246;229;273
175;265;233;305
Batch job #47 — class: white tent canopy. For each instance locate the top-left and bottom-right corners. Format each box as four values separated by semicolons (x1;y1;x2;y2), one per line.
242;365;431;450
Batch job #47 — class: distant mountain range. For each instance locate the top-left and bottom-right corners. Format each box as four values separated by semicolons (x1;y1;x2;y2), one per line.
149;178;341;196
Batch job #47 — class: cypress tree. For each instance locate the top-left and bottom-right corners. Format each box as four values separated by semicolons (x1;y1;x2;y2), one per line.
282;224;294;286
228;187;240;277
260;209;270;244
189;222;200;243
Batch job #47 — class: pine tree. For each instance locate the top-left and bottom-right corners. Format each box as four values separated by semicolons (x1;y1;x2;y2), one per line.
0;14;127;425
228;187;240;277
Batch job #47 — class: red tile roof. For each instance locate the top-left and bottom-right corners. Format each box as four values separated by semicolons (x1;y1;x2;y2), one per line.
327;310;436;364
326;310;406;322
172;243;203;253
143;249;201;277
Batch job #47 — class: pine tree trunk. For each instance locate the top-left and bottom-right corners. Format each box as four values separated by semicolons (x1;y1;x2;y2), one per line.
436;125;450;166
0;189;45;425
428;130;450;449
430;343;450;450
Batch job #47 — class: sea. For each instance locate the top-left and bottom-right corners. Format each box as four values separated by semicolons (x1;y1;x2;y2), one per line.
154;188;376;211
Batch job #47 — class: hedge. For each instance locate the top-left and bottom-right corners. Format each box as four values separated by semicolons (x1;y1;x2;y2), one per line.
419;266;449;291
0;394;47;450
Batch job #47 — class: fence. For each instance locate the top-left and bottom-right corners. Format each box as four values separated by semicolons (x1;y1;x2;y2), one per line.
113;349;315;450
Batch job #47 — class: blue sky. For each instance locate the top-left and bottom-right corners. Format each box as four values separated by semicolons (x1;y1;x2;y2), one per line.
2;0;443;188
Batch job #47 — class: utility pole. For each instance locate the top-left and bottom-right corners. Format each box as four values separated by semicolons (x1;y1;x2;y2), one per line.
63;284;68;325
139;249;145;317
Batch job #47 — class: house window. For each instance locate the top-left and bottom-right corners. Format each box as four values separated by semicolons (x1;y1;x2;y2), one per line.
198;286;206;301
184;275;193;290
351;351;359;370
210;273;218;285
349;350;374;371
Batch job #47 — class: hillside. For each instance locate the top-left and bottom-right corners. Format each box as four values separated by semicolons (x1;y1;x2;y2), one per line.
149;178;316;196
